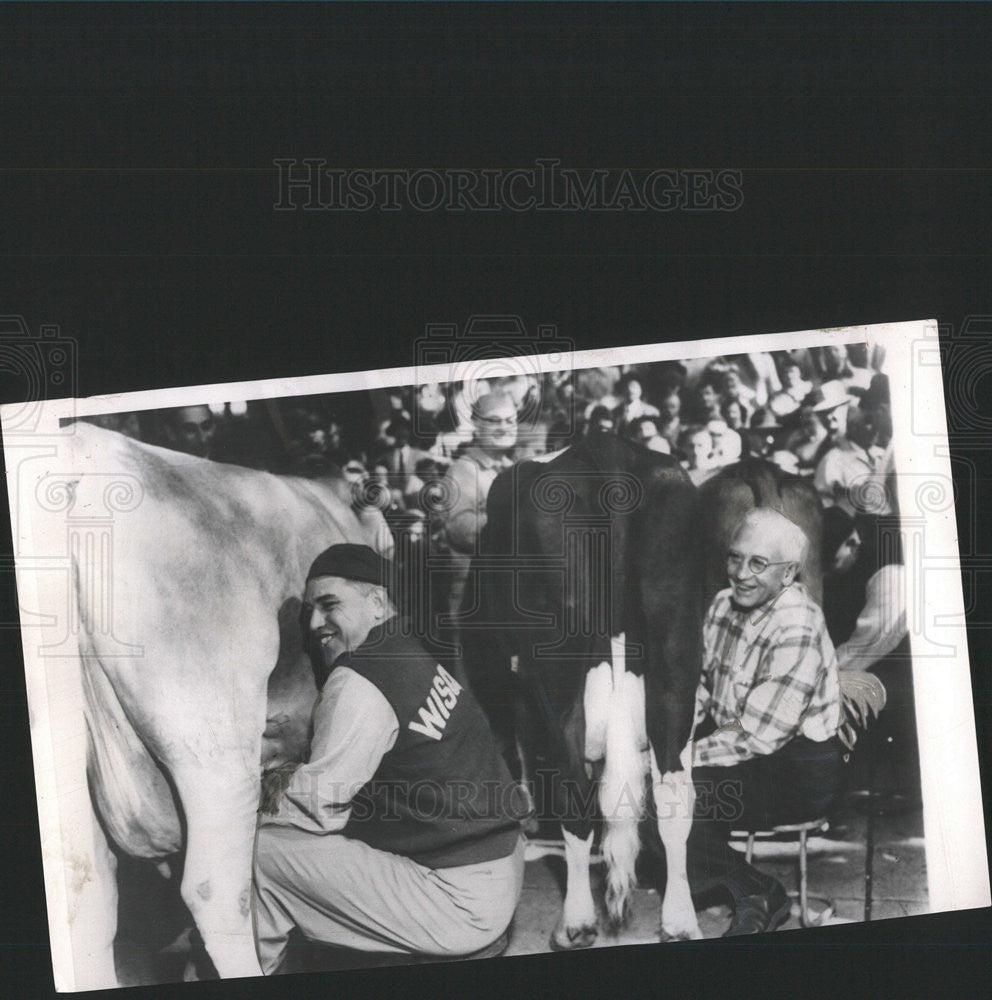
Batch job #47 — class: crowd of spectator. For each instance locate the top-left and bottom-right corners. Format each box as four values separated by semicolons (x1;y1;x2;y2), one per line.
86;342;896;555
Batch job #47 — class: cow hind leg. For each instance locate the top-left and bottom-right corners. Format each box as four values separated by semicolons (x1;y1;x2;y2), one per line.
651;742;702;941
600;634;647;927
547;685;599;951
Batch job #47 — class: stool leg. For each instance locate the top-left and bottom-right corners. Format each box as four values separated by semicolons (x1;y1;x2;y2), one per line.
746;834;755;865
798;828;809;927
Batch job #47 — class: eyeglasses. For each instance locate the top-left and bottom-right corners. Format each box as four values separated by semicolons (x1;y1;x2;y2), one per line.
478;415;517;426
726;552;794;576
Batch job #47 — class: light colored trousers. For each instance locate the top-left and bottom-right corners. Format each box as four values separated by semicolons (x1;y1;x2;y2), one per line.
253;827;525;975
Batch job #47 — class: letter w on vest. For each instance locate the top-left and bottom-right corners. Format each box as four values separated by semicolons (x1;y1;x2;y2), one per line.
408;665;463;740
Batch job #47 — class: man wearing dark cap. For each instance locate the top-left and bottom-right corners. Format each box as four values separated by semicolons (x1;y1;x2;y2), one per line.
253;544;527;973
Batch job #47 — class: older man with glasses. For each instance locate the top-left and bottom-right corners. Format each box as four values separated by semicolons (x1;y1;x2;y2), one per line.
687;507;845;935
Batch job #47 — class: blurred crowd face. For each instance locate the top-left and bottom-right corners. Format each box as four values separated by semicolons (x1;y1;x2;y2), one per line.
708;422;741;464
632;419;659;445
723;400;746;430
685;430;713;470
770;450;800;475
818;402;849;441
307;424;327;450
587;410;615;436
417;383;445;414
845;406;877;452
698;381;723;419
343;460;367;486
474;396;518;452
623;378;643;403
821;345;850;377
832;527;862;573
798;407;822;440
782;363;804;390
724;368;743;398
168;405;216;458
662;393;681;420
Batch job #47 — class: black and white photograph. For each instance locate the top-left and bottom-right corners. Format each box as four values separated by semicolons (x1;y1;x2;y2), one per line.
2;320;986;989
2;5;992;1000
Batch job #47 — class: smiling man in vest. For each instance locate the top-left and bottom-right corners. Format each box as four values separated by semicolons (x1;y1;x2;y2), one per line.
253;544;527;974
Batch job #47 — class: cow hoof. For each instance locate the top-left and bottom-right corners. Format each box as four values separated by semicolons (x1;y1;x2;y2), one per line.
550;920;598;951
659;921;703;942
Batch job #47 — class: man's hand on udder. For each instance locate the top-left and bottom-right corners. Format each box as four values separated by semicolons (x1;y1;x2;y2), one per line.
259;762;303;815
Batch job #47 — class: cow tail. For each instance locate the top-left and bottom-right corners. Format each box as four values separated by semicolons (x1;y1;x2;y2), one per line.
599;632;645;926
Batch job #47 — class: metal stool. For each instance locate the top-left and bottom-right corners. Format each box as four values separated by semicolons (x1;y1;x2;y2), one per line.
735;817;831;927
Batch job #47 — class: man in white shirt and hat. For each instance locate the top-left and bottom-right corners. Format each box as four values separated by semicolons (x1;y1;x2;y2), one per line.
811;381;893;517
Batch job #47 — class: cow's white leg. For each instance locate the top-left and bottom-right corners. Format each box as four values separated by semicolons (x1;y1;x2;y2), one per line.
550;828;598;950
169;760;264;980
651;742;702;941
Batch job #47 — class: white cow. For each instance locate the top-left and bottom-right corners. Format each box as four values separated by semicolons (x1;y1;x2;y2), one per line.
22;423;389;988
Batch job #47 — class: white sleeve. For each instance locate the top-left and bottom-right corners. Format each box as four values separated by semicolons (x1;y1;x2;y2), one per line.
262;667;399;833
836;564;908;671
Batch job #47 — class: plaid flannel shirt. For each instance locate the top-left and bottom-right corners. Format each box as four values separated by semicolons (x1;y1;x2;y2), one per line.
693;582;841;768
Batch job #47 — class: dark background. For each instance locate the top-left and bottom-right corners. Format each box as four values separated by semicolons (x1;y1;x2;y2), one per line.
1;4;989;999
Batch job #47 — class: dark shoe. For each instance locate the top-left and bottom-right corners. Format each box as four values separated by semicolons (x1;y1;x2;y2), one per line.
723;880;790;937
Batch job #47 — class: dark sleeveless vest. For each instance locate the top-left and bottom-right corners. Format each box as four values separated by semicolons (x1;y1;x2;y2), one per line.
338;619;526;868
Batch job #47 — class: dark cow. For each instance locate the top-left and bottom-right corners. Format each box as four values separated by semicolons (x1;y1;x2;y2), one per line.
460;433;703;947
24;424;389;989
698;458;824;606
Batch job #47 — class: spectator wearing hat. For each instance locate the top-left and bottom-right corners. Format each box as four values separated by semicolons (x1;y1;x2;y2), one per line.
254;544;527;973
813;382;894;517
783;404;829;474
